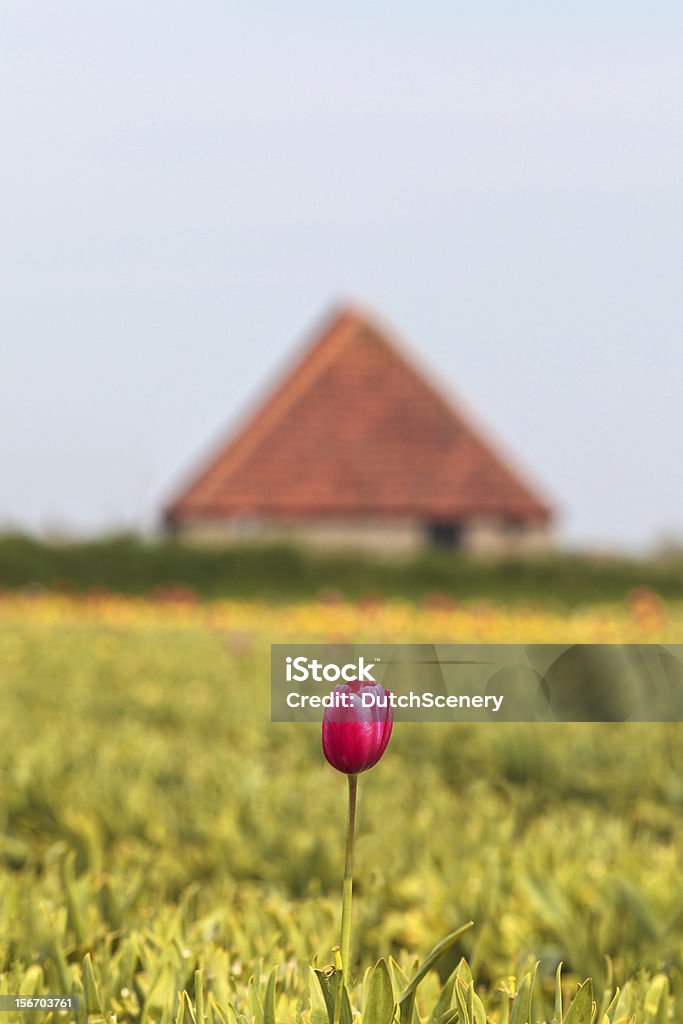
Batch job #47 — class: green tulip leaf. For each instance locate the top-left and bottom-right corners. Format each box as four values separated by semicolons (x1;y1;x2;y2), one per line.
310;967;331;1024
644;974;668;1024
454;977;473;1024
509;964;538;1024
363;959;395;1024
176;991;198;1024
398;923;474;1006
554;962;564;1024
264;967;278;1024
314;968;352;1024
472;990;486;1024
248;977;264;1024
455;960;473;988
603;989;620;1024
82;953;103;1017
429;970;458;1024
207;997;231;1024
612;982;634;1023
563;979;593;1024
399;990;417;1024
194;969;205;1024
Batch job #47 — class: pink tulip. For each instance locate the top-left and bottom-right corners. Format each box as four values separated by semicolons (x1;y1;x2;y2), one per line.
322;681;393;775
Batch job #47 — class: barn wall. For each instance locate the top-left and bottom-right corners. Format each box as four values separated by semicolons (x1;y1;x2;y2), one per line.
173;518;424;553
171;517;554;556
464;518;554;556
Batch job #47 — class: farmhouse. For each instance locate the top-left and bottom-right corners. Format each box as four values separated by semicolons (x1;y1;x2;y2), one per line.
164;306;553;554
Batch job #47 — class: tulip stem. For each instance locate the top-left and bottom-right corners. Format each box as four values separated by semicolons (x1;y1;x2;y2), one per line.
341;772;357;980
334;773;357;1024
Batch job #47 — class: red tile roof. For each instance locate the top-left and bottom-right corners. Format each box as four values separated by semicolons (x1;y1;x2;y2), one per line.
164;306;552;525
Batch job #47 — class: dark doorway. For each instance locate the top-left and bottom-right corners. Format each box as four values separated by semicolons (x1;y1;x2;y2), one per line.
427;522;464;550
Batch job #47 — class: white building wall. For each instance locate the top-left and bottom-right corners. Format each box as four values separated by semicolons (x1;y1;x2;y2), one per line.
174;516;553;556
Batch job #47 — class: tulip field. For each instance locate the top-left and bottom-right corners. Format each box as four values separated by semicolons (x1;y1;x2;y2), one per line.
2;590;683;1023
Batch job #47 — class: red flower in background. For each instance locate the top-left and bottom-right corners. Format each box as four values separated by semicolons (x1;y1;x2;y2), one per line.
322;681;393;775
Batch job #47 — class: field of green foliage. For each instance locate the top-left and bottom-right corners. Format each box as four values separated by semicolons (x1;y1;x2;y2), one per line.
3;534;683;605
1;593;683;1023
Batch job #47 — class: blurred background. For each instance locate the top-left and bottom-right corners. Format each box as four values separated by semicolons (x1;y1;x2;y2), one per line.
1;1;682;565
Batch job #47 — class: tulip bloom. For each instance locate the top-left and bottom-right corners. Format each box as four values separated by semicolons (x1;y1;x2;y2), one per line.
322;681;393;1013
322;681;394;775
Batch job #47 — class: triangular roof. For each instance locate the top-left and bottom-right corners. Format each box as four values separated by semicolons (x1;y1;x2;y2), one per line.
164;306;552;525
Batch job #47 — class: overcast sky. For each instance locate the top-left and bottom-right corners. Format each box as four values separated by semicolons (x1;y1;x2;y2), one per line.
1;2;681;550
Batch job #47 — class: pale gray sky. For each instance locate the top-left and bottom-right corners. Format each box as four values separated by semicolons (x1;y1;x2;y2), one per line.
1;2;681;549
